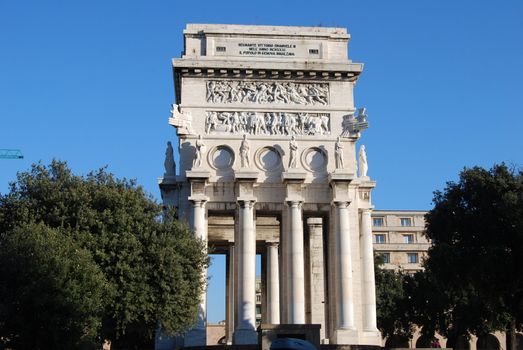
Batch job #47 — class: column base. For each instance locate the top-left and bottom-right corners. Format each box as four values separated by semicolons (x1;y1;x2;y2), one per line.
332;328;358;345
359;329;382;346
184;327;207;347
331;328;382;346
233;328;258;345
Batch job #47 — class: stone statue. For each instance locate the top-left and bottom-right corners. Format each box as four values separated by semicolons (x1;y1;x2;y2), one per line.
164;141;176;175
359;145;368;177
289;136;298;168
341;108;369;138
335;136;344;169
193;135;205;168
169;103;194;135
240;134;251;168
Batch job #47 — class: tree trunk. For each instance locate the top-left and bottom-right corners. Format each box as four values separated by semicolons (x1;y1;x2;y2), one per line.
506;318;516;350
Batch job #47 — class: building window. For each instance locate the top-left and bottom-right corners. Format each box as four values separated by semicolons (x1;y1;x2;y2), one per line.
379;252;390;263
256;294;261;303
407;253;418;263
256;305;261;315
400;217;412;227
403;234;414;244
374;234;386;244
373;217;384;227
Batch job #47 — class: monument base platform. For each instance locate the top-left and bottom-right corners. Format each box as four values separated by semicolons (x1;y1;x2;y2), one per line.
233;328;258;345
259;324;321;350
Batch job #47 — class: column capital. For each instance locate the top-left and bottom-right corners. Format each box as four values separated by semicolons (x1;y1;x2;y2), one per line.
237;198;256;209
286;199;303;208
266;241;279;248
332;200;351;209
189;195;209;207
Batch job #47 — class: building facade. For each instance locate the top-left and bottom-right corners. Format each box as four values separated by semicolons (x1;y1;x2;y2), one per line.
371;210;429;273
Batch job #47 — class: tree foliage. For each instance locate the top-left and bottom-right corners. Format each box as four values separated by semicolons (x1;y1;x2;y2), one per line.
0;161;208;348
0;223;106;349
420;164;523;348
374;255;415;343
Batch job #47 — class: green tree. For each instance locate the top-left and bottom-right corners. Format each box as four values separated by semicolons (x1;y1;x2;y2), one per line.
0;223;106;349
422;164;523;350
374;255;414;345
0;161;208;348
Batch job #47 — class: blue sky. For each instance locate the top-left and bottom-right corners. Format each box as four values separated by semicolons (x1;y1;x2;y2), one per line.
1;0;522;323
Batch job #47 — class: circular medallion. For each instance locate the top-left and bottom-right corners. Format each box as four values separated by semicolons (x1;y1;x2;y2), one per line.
302;147;327;172
255;146;282;172
209;145;235;171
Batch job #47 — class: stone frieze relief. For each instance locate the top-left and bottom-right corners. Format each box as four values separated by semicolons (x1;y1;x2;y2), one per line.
206;111;331;136
206;80;329;106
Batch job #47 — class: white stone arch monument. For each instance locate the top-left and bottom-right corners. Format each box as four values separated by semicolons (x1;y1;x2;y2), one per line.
159;24;381;347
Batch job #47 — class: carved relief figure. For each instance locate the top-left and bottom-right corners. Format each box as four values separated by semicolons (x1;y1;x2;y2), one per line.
289;136;298;168
240;134;250;168
193;135;205;168
205;111;331;136
206;81;329;106
359;144;368;177
164;141;176;175
335;137;344;169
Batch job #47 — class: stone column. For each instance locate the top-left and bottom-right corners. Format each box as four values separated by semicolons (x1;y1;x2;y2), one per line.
225;245;235;344
360;209;378;331
266;242;280;324
307;217;326;340
334;201;355;330
288;200;306;324
233;199;258;344
185;197;208;346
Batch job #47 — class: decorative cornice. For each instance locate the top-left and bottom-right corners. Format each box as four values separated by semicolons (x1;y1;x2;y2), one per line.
175;67;359;81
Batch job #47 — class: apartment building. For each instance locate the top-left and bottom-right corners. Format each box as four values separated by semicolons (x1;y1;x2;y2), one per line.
372;210;430;273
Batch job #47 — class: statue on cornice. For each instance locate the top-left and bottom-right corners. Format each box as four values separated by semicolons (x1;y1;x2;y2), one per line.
335;136;344;169
193;135;205;168
289;136;298;168
240;134;251;168
164;141;176;176
359;144;368;177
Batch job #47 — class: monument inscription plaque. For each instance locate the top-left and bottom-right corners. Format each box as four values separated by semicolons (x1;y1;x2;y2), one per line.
212;38;322;58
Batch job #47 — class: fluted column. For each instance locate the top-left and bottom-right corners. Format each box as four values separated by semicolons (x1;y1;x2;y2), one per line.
334;201;355;330
360;209;378;331
266;242;280;324
288;200;305;324
185;198;208;346
233;199;257;344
